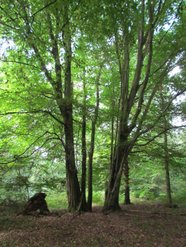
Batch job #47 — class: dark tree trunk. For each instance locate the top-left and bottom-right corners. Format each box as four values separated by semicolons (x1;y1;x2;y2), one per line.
63;3;80;211
161;93;173;208
103;42;130;211
104;1;155;212
103;134;128;211
80;115;87;211
104;185;121;211
163;119;173;208
64;113;81;211
87;65;102;212
34;2;81;212
87;122;95;212
164;143;173;208
124;160;131;204
79;74;87;211
103;164;122;211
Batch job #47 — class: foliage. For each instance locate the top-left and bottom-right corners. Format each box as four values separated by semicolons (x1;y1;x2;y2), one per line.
0;0;185;209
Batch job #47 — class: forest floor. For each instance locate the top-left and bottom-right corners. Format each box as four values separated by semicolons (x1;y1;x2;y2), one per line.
0;204;186;247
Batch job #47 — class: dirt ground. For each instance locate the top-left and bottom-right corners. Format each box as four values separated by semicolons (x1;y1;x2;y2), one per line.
0;204;186;247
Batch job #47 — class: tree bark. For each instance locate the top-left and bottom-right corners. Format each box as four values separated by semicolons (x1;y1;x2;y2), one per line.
27;2;81;211
103;127;129;211
163;129;173;207
160;89;173;208
87;122;95;211
79;71;87;211
124;160;131;204
87;65;102;211
103;19;130;211
63;2;80;211
103;1;156;211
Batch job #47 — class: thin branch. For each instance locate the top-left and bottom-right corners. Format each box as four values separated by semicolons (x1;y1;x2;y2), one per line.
129;59;172;133
0;131;49;164
0;110;64;125
128;88;186;151
47;13;63;94
136;124;186;147
47;130;66;149
157;0;184;45
45;110;64;125
0;21;19;30
128;0;145;112
139;89;186;136
150;50;178;77
0;59;39;69
32;0;58;19
0;6;21;30
129;2;154;129
0;131;65;165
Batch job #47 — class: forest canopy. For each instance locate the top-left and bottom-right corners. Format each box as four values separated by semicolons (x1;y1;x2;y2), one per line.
0;0;185;211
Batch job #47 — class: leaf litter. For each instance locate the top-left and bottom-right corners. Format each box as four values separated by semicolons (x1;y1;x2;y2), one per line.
0;204;186;247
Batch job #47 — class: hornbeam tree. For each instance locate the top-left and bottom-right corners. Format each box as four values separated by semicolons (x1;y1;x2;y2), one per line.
102;0;185;211
0;0;81;211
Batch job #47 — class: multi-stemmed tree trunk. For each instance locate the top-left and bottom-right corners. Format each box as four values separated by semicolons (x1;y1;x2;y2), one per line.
103;0;154;211
0;0;184;213
103;0;183;210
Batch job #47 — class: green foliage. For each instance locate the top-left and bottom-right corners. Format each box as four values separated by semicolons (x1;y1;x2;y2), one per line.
0;0;185;209
46;192;68;209
92;191;105;206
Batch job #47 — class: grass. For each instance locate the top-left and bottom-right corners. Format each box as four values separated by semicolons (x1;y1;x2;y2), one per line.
46;191;105;209
46;191;186;211
46;192;68;209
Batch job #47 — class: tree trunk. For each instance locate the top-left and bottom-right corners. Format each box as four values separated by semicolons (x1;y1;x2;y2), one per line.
87;122;95;211
63;2;80;211
103;182;121;211
163;113;173;207
64;112;80;211
164;133;173;207
87;65;102;211
124;160;131;204
160;88;173;208
104;1;155;212
79;73;87;211
80;114;87;211
103;131;128;211
103;157;122;211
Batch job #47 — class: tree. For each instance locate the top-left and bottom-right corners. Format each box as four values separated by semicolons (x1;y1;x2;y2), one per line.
0;0;185;211
102;0;185;211
0;0;81;211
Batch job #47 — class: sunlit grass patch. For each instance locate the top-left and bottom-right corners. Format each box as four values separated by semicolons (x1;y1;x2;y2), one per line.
46;192;68;209
92;191;104;206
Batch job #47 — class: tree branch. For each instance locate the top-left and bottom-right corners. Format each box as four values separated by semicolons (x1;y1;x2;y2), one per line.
0;59;39;69
0;110;64;125
0;131;65;165
0;131;48;164
136;124;186;147
32;0;58;19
